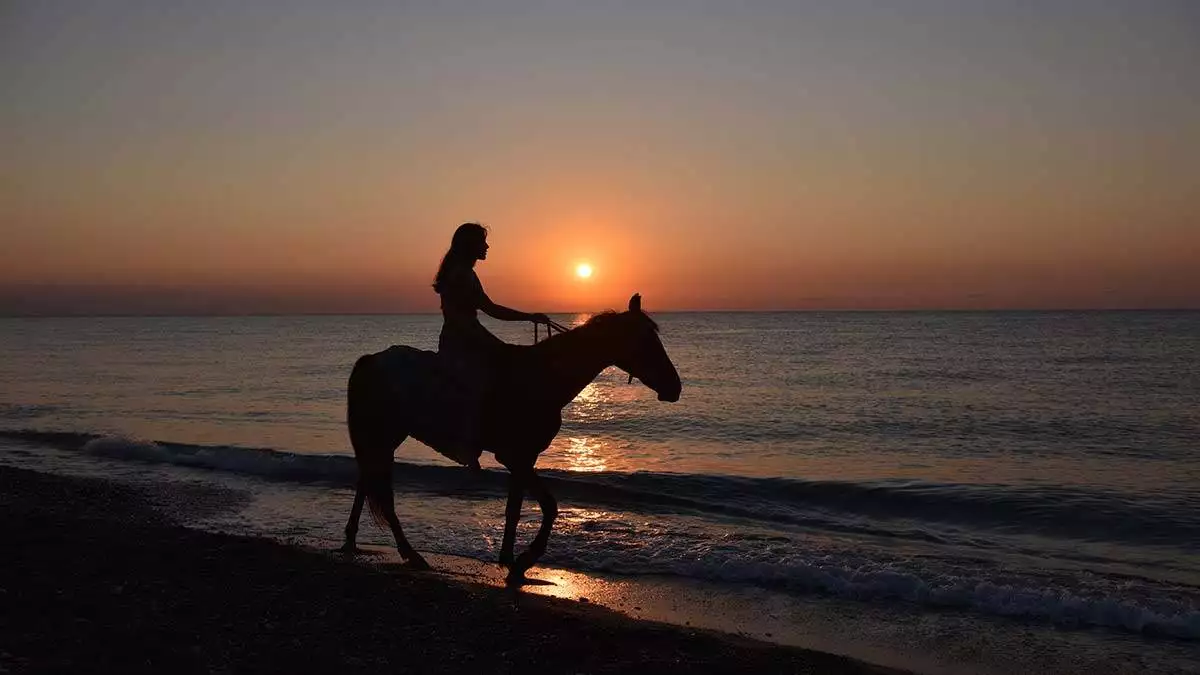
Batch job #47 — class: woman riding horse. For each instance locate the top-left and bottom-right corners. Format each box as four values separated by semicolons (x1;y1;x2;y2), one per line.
344;291;681;579
433;222;551;468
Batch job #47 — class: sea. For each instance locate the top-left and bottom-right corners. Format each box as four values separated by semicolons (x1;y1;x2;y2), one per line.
2;311;1197;674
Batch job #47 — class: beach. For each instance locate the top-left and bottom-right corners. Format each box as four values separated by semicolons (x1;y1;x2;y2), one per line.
0;465;900;674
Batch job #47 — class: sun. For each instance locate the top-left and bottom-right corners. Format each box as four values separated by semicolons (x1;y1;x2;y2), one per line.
575;263;594;279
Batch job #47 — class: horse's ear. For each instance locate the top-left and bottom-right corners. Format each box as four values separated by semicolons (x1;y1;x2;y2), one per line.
629;293;642;313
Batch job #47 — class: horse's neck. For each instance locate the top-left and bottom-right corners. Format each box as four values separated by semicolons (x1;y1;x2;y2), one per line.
533;323;618;409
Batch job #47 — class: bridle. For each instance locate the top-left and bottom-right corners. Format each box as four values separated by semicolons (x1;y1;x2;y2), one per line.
532;319;569;344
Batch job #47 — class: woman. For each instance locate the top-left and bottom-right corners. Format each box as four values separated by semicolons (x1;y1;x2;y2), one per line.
433;222;549;467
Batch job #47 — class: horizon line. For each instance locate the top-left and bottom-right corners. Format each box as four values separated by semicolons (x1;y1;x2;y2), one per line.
2;307;1197;319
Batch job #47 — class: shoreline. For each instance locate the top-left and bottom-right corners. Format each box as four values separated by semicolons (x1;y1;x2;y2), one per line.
0;465;905;674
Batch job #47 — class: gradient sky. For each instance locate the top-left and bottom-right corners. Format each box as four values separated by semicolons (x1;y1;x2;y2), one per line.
3;1;1198;314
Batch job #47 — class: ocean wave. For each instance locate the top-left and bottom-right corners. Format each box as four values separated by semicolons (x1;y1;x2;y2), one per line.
552;541;1200;640
3;429;1195;552
0;403;71;421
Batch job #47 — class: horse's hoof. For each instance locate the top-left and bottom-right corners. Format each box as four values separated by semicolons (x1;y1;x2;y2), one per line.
337;543;361;555
505;569;527;586
506;551;535;579
498;552;514;569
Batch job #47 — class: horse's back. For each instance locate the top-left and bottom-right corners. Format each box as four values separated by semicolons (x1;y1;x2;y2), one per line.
352;345;479;459
370;344;436;380
363;344;470;403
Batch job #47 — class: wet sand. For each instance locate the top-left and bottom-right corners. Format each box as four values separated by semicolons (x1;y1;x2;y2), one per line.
0;466;907;674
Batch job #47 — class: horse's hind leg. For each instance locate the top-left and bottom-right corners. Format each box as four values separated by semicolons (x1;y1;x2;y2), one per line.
365;441;430;570
339;483;367;553
382;504;429;570
347;354;430;569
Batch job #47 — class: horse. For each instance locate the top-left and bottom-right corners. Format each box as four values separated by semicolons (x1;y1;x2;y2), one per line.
341;293;682;582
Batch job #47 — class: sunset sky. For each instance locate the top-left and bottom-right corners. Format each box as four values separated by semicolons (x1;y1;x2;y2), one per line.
3;1;1198;314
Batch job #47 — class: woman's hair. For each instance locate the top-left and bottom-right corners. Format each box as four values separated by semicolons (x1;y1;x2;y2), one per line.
433;222;488;293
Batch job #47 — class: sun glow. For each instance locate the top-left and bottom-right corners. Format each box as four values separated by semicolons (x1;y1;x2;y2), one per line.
575;263;594;279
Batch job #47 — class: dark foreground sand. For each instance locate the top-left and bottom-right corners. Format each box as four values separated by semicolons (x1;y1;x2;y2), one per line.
0;466;907;674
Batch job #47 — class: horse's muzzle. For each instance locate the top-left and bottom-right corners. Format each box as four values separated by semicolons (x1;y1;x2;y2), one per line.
657;383;681;403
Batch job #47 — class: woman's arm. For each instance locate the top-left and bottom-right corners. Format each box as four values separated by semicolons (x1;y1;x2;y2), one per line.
463;269;547;323
480;292;547;324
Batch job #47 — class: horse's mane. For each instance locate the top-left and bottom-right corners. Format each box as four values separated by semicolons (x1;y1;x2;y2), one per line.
581;310;659;333
526;310;658;354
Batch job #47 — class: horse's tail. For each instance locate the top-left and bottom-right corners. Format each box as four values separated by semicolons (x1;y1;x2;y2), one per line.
347;353;396;530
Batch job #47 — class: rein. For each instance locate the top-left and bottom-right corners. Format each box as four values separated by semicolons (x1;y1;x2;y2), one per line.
533;319;569;344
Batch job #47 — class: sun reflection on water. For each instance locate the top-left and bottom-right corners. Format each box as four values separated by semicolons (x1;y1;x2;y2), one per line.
575;381;602;405
564;436;607;472
567;382;621;424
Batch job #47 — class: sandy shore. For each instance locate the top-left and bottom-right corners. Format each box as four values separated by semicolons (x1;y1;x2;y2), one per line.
0;466;906;674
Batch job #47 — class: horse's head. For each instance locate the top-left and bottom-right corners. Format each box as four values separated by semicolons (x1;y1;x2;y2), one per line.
610;294;681;402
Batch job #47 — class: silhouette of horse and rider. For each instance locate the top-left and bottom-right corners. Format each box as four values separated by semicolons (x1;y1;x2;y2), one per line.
342;223;682;582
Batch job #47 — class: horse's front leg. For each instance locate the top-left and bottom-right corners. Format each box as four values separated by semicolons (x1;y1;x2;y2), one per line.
499;473;524;568
509;468;557;581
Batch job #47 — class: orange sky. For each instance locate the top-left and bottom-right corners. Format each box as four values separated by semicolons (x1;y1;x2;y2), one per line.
2;2;1198;314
